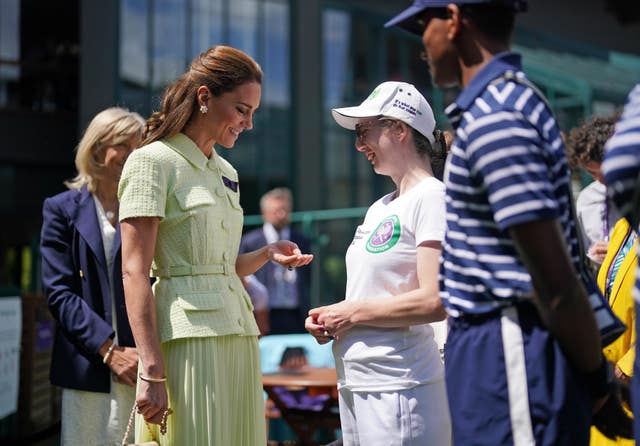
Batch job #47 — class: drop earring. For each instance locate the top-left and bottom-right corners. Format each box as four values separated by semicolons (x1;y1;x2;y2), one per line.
200;104;208;114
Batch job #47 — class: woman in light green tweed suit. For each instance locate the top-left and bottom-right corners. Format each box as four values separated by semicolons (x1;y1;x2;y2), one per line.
118;46;313;445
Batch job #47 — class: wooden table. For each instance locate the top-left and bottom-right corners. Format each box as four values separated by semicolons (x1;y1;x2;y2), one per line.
262;367;340;445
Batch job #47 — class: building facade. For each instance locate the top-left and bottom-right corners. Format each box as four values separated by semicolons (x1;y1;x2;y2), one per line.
0;0;638;300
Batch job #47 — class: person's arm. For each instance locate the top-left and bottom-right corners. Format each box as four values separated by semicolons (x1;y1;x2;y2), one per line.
509;219;602;372
309;240;445;338
121;216;167;424
41;197;116;357
235;240;313;277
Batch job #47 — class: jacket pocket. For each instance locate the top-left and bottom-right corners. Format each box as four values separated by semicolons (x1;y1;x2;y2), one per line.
175;186;216;210
176;291;224;311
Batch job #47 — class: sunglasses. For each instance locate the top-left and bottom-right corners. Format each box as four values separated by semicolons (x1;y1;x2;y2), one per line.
355;118;397;142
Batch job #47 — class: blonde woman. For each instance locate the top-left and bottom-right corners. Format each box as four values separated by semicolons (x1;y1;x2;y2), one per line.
41;107;145;445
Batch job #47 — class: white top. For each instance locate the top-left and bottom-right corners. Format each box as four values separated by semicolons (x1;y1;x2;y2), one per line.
93;195;117;337
333;177;446;392
576;181;620;250
263;223;299;309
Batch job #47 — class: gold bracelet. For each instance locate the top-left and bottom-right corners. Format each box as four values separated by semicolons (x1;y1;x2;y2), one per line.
102;342;116;364
139;373;167;383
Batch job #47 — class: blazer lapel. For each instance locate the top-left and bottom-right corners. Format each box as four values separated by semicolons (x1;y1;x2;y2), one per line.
74;186;107;269
112;222;121;265
609;245;636;309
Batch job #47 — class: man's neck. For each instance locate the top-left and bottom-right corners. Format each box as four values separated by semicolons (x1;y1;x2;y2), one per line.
459;36;510;88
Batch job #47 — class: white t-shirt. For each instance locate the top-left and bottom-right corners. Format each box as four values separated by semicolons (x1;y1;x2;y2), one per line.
333;177;446;392
576;180;620;250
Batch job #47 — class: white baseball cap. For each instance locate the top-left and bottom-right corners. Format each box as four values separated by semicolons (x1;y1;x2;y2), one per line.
331;81;436;145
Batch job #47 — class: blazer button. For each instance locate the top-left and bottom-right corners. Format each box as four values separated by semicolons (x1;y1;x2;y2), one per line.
221;220;230;230
215;186;225;197
237;318;243;326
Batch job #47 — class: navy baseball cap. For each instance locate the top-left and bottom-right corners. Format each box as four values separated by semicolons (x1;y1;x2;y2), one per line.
385;0;528;35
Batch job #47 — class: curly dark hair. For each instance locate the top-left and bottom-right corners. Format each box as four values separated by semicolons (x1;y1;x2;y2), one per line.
565;114;619;169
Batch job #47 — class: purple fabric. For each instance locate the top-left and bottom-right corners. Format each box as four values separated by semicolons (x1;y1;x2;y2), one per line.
222;176;238;192
273;386;331;411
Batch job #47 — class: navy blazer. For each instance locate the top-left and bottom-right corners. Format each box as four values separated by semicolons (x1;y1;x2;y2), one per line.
40;185;134;393
239;226;311;333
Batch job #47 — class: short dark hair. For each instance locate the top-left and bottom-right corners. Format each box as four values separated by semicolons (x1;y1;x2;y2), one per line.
565;114;619;169
460;3;516;42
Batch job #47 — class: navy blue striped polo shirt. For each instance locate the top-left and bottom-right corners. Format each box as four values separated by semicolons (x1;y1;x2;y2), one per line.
440;52;581;316
602;83;640;302
602;84;640;226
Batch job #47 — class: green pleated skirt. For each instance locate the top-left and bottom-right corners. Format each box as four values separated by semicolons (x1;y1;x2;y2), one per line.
135;335;266;445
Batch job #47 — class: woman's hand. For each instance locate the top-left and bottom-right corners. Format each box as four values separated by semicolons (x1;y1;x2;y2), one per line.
136;378;169;425
267;240;313;269
305;315;333;345
308;301;360;339
108;346;139;386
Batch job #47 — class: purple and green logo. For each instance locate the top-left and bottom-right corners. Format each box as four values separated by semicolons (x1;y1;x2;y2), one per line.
366;215;401;253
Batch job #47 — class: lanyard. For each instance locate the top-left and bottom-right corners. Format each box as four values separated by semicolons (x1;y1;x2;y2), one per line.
602;198;609;242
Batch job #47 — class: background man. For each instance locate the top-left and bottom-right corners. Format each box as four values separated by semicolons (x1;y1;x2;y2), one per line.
565;115;620;266
241;187;311;334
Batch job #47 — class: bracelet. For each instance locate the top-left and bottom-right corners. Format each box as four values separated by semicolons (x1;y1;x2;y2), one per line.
102;342;116;364
139;373;167;383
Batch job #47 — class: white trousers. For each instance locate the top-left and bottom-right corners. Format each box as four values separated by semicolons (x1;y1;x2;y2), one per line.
338;381;452;446
61;381;135;446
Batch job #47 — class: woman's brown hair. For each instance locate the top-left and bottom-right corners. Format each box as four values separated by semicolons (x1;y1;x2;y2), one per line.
143;45;263;146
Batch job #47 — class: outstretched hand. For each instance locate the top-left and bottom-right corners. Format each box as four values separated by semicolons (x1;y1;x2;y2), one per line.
267;240;313;269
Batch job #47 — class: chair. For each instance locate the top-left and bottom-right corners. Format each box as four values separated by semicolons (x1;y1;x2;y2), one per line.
260;334;340;445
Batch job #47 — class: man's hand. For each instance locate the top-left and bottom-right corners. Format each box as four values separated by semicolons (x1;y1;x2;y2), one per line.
587;240;609;264
592;389;633;440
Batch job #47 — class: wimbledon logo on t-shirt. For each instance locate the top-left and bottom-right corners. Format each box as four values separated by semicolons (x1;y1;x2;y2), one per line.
366;214;401;253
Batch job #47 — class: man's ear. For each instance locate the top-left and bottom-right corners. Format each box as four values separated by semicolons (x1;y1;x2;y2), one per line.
446;4;462;41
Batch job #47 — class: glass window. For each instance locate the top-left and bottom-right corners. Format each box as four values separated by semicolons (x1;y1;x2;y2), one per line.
152;0;188;95
120;0;151;113
0;0;78;112
221;0;292;214
322;9;354;210
229;0;259;57
0;0;20;108
190;0;224;58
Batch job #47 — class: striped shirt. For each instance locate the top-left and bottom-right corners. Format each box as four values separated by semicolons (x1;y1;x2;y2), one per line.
440;52;581;316
602;84;640;302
